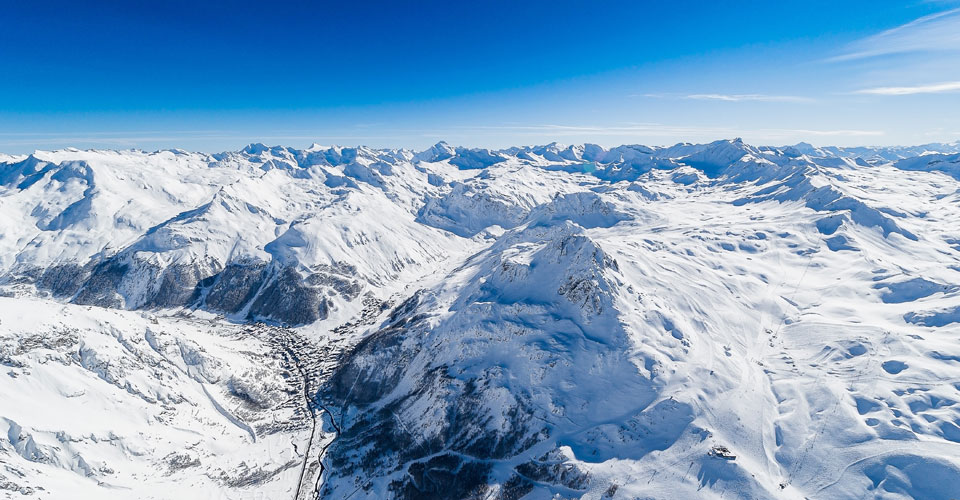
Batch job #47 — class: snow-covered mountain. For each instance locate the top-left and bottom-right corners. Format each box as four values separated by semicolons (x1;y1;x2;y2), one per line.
2;139;959;499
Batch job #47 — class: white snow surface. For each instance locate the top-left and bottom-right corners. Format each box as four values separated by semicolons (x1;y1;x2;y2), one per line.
0;298;304;499
1;139;959;499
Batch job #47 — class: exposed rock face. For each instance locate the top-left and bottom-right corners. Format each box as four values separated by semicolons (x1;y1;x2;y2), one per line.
248;266;331;325
26;255;365;326
0;298;314;498
71;259;128;308
37;263;88;298
319;216;656;498
202;260;268;314
69;255;221;310
3;141;960;499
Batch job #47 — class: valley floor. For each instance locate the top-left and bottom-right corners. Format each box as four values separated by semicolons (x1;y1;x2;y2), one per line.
2;141;960;499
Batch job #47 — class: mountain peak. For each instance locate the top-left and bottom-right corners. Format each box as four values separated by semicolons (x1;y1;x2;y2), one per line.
2;138;959;499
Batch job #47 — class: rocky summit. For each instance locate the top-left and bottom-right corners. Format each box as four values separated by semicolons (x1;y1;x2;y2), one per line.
2;139;960;499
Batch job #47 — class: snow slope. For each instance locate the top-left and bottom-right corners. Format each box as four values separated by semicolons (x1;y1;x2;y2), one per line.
2;139;960;499
0;297;306;499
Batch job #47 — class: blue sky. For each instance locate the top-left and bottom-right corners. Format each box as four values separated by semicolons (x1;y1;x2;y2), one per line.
2;0;960;153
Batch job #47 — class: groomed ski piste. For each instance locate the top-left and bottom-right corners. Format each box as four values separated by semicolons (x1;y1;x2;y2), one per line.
1;139;959;499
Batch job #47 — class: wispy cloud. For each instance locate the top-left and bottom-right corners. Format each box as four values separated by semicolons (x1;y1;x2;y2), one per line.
638;93;812;102
448;123;882;139
684;93;812;103
831;8;960;61
794;129;884;137
854;80;960;95
0;124;886;154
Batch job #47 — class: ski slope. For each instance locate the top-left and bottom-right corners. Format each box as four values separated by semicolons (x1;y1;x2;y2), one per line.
2;139;959;499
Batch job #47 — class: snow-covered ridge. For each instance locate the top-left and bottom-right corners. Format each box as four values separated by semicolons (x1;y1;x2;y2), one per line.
2;139;960;499
2;138;957;327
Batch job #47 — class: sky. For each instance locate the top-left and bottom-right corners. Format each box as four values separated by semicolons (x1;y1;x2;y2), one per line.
2;0;960;153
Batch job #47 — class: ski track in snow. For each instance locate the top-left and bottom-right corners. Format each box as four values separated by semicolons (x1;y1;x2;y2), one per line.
0;139;959;499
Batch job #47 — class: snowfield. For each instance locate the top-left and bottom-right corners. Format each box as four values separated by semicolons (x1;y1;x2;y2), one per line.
1;139;959;499
0;297;307;499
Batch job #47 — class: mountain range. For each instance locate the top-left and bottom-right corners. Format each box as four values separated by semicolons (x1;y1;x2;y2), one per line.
1;139;959;499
